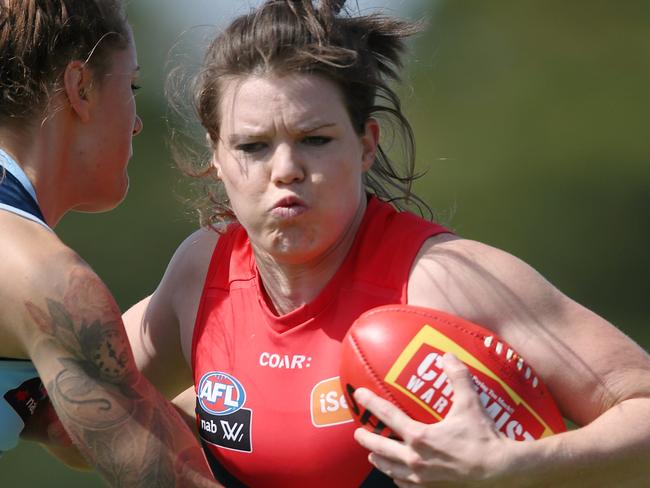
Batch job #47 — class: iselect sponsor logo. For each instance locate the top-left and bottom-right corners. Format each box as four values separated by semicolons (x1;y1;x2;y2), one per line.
310;376;353;428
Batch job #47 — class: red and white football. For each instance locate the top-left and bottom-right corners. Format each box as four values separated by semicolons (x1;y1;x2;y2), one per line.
340;305;566;440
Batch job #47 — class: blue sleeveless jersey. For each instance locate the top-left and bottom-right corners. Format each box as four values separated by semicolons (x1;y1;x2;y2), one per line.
0;148;49;455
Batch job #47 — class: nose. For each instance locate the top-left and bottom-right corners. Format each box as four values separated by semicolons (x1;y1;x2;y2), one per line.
270;143;304;185
133;114;143;136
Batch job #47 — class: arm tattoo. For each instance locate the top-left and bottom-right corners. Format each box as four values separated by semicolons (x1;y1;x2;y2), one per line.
25;268;217;487
27;298;136;428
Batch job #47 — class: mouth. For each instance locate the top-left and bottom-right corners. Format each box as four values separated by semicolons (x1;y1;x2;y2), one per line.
270;196;308;219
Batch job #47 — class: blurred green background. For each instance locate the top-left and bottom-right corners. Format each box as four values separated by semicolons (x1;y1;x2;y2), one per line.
2;0;648;485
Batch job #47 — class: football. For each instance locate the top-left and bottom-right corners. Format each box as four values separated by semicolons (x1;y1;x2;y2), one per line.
340;304;566;440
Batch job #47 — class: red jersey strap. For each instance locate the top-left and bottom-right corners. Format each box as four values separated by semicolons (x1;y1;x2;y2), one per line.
349;198;450;301
190;223;243;371
204;223;251;291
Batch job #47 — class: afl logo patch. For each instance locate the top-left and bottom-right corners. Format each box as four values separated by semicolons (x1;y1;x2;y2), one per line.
197;371;246;416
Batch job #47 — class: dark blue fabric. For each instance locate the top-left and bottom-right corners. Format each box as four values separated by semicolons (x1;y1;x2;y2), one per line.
359;468;398;487
202;438;397;487
0;170;46;222
202;440;249;488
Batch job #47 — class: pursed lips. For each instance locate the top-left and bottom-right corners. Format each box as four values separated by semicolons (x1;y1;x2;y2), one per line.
270;195;308;219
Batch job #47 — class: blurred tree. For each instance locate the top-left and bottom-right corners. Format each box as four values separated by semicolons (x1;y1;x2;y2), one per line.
403;0;649;347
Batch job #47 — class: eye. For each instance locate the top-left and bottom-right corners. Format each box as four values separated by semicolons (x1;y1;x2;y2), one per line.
131;84;141;92
302;136;332;146
236;142;267;153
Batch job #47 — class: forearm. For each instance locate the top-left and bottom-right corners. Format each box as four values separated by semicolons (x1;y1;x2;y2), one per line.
353;356;650;488
502;398;650;487
33;340;218;487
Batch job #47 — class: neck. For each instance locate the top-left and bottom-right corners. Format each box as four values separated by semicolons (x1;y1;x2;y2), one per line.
0;115;77;227
254;196;368;315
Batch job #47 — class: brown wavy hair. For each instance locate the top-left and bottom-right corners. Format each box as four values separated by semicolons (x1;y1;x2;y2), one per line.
0;0;129;127
169;0;432;228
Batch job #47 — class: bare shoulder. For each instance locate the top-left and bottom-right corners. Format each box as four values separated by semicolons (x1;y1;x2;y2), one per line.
168;227;220;353
408;235;560;330
153;227;220;327
408;234;650;425
124;227;219;397
0;215;98;357
164;227;220;291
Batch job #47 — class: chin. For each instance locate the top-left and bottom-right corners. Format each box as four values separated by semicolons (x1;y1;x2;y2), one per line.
268;233;325;264
75;182;129;213
74;200;122;213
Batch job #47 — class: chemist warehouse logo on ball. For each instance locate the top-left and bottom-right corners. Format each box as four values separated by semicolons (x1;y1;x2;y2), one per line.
196;371;253;453
385;326;555;441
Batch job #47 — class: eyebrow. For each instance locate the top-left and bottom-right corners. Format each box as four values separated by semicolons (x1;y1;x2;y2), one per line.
297;122;336;133
227;134;256;146
225;122;338;145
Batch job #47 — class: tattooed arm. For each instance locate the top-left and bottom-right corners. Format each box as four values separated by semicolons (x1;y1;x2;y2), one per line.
12;249;221;488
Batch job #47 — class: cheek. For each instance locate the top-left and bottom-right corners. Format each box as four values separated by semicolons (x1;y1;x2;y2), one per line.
220;163;242;193
220;166;262;211
110;96;136;141
223;158;268;189
326;153;364;184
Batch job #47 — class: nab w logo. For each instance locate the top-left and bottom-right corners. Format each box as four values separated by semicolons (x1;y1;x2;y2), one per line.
198;371;246;416
197;406;254;453
221;420;244;442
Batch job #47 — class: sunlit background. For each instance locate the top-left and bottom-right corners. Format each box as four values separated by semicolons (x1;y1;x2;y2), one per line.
2;0;648;485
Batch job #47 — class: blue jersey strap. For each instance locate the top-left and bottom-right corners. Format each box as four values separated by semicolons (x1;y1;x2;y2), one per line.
0;170;46;223
0;148;48;227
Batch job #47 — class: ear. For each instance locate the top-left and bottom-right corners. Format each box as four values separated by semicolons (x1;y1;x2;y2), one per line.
63;60;94;123
360;118;380;172
210;151;223;179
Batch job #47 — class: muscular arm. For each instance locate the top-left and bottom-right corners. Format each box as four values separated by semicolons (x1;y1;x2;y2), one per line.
355;235;650;487
16;254;220;487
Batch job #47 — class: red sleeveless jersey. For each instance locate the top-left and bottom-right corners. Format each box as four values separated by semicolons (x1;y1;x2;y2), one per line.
192;197;449;487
